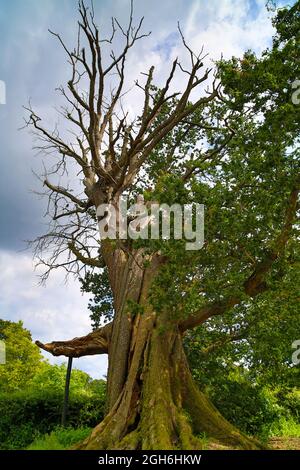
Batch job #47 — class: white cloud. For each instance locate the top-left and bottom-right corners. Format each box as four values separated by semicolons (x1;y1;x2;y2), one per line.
183;0;274;60
0;250;108;378
95;0;276;119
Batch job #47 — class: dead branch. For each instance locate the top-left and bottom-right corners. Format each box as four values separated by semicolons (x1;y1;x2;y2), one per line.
36;322;112;357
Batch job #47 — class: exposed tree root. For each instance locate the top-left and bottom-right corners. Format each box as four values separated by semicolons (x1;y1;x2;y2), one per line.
73;322;265;450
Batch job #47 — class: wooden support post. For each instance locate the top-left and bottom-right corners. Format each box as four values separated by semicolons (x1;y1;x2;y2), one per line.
61;356;73;427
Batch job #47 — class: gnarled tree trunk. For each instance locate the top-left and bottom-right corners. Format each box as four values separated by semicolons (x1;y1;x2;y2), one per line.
77;309;262;450
97;246;263;450
37;244;264;450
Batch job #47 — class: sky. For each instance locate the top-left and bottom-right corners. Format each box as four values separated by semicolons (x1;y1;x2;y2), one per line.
0;0;292;378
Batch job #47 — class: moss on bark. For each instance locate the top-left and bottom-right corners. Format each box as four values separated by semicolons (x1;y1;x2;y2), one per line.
75;315;265;450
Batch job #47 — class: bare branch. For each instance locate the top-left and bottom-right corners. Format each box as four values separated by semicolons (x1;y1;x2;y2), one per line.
36;322;112;357
68;240;103;268
44;179;87;207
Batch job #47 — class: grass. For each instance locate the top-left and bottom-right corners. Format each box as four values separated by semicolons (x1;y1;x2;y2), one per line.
196;433;210;450
269;417;300;438
27;426;91;450
26;418;300;450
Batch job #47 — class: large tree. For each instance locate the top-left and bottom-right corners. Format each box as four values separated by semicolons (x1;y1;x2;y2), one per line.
31;1;299;449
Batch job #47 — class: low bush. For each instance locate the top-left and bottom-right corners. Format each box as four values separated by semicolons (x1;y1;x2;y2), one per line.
0;389;105;450
210;381;285;438
27;426;91;450
268;417;300;438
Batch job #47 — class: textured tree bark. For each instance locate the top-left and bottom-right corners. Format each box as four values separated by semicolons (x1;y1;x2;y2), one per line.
37;244;265;450
73;247;264;450
76;314;263;450
101;242;163;411
35;322;112;357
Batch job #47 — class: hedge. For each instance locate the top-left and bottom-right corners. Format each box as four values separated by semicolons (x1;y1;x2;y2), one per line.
0;390;105;449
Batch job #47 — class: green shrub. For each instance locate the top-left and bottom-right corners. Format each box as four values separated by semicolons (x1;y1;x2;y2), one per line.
190;363;300;439
0;389;105;450
208;382;287;438
27;426;91;450
268;417;300;438
281;389;300;419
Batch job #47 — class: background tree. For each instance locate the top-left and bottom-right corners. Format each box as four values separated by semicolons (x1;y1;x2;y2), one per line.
0;319;108;449
0;320;43;392
31;1;299;450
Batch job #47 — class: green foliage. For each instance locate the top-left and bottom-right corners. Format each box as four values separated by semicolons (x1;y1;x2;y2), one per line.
126;299;145;318
269;417;300;438
81;2;300;338
186;335;300;440
184;264;300;387
281;389;300;417
0;320;44;392
194;432;209;450
219;2;300;144
80;268;114;329
211;381;285;438
147;1;300;328
31;362;100;395
0;318;107;450
27;426;91;450
0;389;105;450
152;5;300;444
